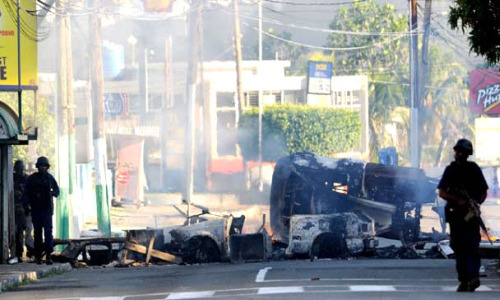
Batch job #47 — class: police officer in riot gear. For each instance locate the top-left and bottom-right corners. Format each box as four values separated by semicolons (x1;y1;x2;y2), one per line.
13;160;28;262
23;156;60;265
438;139;488;292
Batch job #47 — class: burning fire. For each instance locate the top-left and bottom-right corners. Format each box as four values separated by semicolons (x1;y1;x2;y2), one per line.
262;222;274;238
480;228;499;242
332;182;348;194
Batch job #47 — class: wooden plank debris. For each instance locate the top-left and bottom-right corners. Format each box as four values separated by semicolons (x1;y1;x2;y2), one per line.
124;241;182;264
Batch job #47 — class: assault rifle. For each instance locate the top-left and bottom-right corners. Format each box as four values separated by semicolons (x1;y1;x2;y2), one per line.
462;190;493;245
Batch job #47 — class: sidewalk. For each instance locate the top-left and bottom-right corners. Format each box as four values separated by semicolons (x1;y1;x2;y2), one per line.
0;262;72;292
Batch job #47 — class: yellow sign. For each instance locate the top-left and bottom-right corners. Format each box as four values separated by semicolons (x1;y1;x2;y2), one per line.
144;0;174;12
0;0;37;90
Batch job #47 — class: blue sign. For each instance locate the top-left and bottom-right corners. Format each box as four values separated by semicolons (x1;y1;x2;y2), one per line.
307;61;333;95
104;93;125;116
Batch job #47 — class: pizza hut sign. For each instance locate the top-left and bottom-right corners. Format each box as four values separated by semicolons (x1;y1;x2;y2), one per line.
470;69;500;116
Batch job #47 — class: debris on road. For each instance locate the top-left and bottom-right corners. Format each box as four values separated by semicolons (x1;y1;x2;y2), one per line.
53;237;126;266
120;229;182;265
118;214;246;265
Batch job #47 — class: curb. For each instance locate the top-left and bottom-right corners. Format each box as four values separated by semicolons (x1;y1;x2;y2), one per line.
0;263;72;292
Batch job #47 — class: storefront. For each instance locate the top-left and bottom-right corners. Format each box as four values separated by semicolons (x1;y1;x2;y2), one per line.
0;102;29;263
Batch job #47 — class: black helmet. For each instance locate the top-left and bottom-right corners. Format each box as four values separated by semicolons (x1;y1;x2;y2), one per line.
14;160;25;173
35;156;50;168
453;138;473;155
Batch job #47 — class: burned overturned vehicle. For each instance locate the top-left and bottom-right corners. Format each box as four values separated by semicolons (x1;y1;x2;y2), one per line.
270;152;438;257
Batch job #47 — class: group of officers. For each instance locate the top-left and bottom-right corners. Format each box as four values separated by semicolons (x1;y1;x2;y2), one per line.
12;156;59;265
10;139;492;292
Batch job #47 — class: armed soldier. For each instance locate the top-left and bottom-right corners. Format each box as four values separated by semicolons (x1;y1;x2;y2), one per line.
437;139;488;292
23;157;60;265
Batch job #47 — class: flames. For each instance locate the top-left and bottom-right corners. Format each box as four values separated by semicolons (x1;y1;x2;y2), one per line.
480;228;499;242
332;183;348;194
262;222;274;238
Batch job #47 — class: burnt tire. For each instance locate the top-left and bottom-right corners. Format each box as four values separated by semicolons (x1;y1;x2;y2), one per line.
310;232;347;260
183;236;221;264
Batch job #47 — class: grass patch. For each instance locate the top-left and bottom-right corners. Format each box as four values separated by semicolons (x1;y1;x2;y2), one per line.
1;269;68;292
2;278;31;292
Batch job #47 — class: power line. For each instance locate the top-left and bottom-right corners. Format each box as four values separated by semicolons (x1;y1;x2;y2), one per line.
370;80;467;92
237;9;421;36
5;0;49;42
240;18;406;51
261;0;367;6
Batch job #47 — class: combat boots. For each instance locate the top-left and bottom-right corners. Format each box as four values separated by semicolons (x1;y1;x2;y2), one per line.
45;253;53;265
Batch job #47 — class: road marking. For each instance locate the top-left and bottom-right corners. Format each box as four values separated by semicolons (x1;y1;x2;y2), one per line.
442;285;493;292
349;285;396;292
258;286;304;294
80;298;124;300
255;267;272;283
255;277;500;283
166;291;215;299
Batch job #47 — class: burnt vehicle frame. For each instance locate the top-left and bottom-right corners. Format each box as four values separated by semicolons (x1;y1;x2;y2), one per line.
270;152;438;245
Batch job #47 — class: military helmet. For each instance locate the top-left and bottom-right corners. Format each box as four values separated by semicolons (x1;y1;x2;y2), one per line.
453;138;473;155
14;160;25;172
35;156;50;168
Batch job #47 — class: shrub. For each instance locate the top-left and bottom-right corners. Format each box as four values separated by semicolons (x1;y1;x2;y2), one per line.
238;104;361;161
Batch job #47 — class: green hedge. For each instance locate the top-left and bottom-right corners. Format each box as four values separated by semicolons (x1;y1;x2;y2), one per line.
238;104;361;161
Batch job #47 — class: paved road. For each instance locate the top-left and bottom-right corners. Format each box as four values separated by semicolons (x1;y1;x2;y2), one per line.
3;259;499;299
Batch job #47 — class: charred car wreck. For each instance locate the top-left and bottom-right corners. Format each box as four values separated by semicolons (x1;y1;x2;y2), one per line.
166;215;245;263
271;152;438;258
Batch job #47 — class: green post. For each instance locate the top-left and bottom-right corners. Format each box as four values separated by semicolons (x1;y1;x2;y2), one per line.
96;182;111;236
90;1;111;236
95;139;111;236
56;188;69;239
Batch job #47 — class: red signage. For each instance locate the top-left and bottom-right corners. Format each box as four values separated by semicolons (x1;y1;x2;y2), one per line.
116;170;130;185
470;69;500;116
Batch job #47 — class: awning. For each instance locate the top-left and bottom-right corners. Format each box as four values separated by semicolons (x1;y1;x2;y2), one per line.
0;101;28;145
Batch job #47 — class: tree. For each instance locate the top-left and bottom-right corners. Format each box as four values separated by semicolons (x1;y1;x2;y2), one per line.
324;0;475;167
325;0;410;162
449;0;500;65
418;45;473;167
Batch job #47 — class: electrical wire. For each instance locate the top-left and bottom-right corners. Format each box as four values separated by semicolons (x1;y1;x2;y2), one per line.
240;18;406;51
261;0;367;6
369;80;468;92
5;0;49;42
237;9;422;37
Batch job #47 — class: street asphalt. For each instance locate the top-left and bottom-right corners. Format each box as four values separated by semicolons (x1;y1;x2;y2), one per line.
1;258;499;299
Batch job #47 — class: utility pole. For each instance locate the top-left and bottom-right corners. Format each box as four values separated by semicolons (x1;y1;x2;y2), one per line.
233;0;244;119
66;0;76;237
56;0;70;240
89;0;111;236
418;0;431;108
16;0;22;134
161;36;172;191
257;0;263;191
409;0;419;168
418;0;432;167
185;0;202;221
